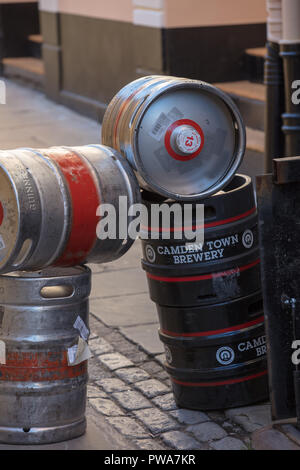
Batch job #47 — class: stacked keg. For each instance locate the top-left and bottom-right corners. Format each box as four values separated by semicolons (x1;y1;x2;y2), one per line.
0;145;140;443
102;76;269;410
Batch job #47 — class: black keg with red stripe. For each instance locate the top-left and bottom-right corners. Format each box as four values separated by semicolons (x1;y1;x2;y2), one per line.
141;174;268;410
141;175;261;307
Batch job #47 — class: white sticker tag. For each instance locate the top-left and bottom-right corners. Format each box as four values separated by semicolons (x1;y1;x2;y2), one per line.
149;107;184;142
73;316;90;341
0;340;6;364
0;235;5;251
68;337;92;366
149;112;171;142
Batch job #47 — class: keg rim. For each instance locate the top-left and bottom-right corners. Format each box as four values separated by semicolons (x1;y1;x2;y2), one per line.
141;173;252;204
1;264;91;280
131;78;246;201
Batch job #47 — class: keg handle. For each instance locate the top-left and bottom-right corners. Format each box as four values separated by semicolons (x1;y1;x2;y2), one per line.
40;284;75;299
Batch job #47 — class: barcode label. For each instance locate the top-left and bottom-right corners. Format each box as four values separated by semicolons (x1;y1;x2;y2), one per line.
73;316;90;341
149;113;172;141
148;107;184;142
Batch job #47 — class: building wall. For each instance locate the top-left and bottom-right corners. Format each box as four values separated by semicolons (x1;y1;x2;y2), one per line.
39;0;267;120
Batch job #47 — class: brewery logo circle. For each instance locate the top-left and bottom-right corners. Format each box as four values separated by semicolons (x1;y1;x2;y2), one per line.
242;229;254;249
145;245;156;263
164;346;172;364
216;346;235;365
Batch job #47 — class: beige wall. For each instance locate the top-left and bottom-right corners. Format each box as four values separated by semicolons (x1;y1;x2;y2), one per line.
39;0;267;27
165;0;267;27
39;0;133;22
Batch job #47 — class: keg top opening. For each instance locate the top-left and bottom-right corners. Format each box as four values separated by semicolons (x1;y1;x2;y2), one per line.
3;265;90;279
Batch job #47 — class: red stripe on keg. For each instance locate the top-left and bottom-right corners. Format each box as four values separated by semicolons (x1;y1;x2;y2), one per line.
0;363;87;382
171;370;268;388
0;202;3;226
6;351;71;367
0;350;87;382
161;315;265;338
146;259;260;283
141;207;256;233
47;151;100;266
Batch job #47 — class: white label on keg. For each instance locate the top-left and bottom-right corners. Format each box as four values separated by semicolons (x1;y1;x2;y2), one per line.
67;337;92;366
0;235;5;251
0;340;6;365
149;113;172;141
73;315;90;341
149;107;184;142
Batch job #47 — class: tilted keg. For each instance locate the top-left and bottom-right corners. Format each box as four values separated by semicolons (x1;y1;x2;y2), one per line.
0;145;140;274
140;174;268;409
0;266;91;444
102;76;246;201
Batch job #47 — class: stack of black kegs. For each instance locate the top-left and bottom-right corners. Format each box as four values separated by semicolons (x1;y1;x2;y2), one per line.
102;75;269;410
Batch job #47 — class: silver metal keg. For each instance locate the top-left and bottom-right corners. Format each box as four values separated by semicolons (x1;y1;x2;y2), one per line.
102;75;246;201
0;266;91;445
0;144;140;274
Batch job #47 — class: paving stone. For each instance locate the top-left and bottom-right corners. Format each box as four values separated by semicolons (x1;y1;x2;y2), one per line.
89;337;114;356
87;385;108;399
252;426;300;450
134;439;166;450
155;354;166;365
210;437;248;450
107;417;149;439
170;409;210;425
89;315;112;338
96;378;129;393
91;292;157;327
115;367;150;384
135;379;169;398
156;370;170;381
142;361;165;375
162;431;202;450
88;357;112;381
91;269;148;299
187;422;227;442
120;324;164;355
112;390;152;411
98;353;134;371
225;404;271;433
134;408;179;435
152;393;178;411
89;397;125;417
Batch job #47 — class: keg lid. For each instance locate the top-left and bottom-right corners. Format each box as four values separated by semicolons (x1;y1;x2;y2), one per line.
133;79;246;200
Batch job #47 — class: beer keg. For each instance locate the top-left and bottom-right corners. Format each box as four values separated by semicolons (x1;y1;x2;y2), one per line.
0;145;140;273
0;266;91;444
141;175;261;307
158;292;268;410
140;174;268;409
102;76;246;201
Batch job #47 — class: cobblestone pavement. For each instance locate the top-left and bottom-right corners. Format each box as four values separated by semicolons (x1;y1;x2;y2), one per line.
0;79;272;450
